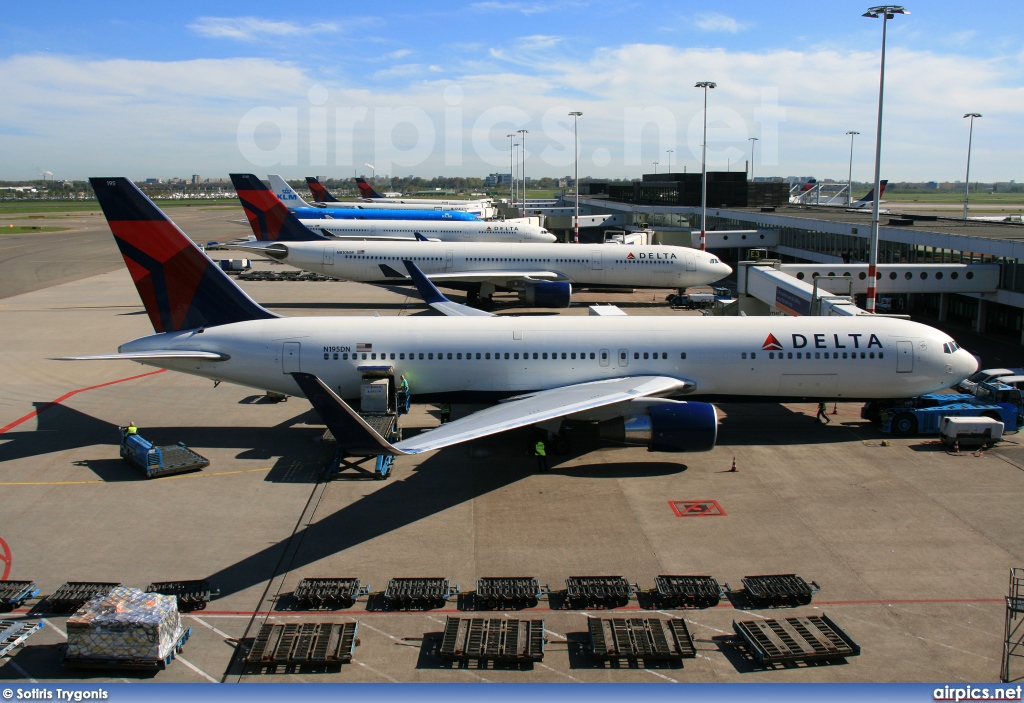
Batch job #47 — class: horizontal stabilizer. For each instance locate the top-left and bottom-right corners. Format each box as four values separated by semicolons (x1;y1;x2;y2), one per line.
290;372;406;456
50;351;229;361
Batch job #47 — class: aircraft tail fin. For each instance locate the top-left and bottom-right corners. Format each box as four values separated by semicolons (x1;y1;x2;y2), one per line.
355;177;385;199
89;177;277;333
267;174;311;208
305;177;340;203
857;179;888;204
229;173;329;242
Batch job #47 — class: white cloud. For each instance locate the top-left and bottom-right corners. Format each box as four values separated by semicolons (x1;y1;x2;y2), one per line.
470;1;558;15
694;12;747;34
385;49;414;60
188;16;338;42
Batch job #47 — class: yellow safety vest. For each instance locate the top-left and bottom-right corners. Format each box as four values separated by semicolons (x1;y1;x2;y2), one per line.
535;442;546;457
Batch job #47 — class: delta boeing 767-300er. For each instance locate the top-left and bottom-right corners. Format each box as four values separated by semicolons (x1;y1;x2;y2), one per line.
60;177;978;461
229;175;731;308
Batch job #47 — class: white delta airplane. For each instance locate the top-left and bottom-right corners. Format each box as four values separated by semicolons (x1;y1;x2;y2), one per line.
233;174;553;244
230;177;731;308
63;177;978;462
270;175;489;217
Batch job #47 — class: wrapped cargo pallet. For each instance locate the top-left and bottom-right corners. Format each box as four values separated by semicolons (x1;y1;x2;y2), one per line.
66;586;184;662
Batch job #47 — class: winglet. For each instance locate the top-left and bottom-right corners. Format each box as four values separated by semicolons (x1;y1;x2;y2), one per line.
402;260;494;317
414;232;429;242
290;372;406;456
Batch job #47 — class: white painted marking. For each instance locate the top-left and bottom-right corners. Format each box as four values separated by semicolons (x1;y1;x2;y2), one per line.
189;615;233;640
6;659;37;682
175;655;219;683
355;659;399;683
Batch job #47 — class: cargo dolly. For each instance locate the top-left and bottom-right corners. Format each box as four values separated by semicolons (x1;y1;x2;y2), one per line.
0;581;39;611
383;578;459;610
652;575;724;609
119;430;209;479
145;580;220;612
63;626;191;671
474;577;549;610
439;617;545;665
733;613;860;665
244;622;358;673
0;620;44;658
740;574;819;608
587;617;696;663
292;578;369;610
39;582;121;614
564;576;639;609
322;367;405;481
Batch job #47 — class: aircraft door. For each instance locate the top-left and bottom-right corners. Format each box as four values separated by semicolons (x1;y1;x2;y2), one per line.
617;349;629;367
323;248;334;266
599;349;610;367
896;341;913;373
684;251;697;271
591;252;603;270
282;342;301;374
446;251;454;269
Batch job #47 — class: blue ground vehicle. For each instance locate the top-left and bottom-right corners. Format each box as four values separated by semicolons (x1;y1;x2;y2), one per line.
119;429;210;478
874;381;1023;437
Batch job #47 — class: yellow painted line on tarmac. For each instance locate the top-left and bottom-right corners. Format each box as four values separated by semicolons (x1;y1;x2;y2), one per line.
0;466;274;485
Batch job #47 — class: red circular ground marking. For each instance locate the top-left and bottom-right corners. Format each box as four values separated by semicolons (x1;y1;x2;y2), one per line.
0;537;11;581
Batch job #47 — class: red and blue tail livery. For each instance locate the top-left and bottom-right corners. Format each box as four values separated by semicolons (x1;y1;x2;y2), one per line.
229;173;329;242
89;177;276;333
305;177;340;203
355;177;385;199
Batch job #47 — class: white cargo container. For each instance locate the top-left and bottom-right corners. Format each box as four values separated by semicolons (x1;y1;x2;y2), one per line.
939;416;1003;448
360;378;389;413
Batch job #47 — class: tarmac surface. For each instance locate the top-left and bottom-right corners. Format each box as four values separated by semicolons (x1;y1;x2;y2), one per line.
0;206;1022;684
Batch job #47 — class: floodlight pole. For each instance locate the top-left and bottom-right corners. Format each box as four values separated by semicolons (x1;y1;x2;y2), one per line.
666;149;673;174
846;131;860;206
518;129;528;214
695;81;716;251
570;111;582;243
963;113;982;220
748;138;758;181
507;134;515;204
863;5;908;313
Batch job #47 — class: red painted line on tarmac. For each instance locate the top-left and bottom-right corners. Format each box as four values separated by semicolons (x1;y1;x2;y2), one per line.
0;537;11;581
0;368;166;435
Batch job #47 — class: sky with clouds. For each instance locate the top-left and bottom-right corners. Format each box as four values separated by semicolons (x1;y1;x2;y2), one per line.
1;1;1022;182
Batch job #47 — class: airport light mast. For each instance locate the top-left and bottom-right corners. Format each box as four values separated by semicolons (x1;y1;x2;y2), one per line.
846;131;860;206
518;129;529;214
748;138;758;181
862;5;908;314
666;149;673;174
507;134;516;205
570;111;582;244
695;81;716;251
653;161;658;174
963;113;982;220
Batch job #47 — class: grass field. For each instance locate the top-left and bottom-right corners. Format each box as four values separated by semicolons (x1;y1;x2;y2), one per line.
882;192;1024;205
0;225;71;234
0;200;237;214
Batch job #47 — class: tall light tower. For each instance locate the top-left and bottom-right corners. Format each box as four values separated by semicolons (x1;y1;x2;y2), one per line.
845;131;860;206
653;161;659;174
862;5;908;314
695;81;716;251
748;137;758;181
569;111;582;244
666;149;674;174
507;134;516;204
963;113;982;220
517;129;529;212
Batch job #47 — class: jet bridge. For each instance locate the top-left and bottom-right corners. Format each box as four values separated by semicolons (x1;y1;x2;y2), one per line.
738;260;1000;317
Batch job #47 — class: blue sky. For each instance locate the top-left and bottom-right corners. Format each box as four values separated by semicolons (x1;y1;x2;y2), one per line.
2;1;1022;182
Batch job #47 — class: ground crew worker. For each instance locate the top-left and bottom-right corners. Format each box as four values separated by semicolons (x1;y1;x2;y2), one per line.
440;402;451;424
816;402;831;424
397;375;410;412
399;375;409;394
534;439;548;472
125;422;138;437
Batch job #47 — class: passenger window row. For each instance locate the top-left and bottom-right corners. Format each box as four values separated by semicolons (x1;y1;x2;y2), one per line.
323;351;690;362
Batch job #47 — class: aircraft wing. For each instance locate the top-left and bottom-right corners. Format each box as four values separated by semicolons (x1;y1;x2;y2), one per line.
51;351;229;361
396;375;689;454
292;372;690;456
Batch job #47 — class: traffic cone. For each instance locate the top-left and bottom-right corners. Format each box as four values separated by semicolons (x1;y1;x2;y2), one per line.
954;439;960;454
832;403;838;415
729;457;737;472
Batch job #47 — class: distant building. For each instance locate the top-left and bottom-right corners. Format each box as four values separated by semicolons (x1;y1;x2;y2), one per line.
191;174;201;184
485;173;513;186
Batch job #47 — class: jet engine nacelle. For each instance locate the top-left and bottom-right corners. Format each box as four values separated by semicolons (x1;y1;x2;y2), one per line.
518;281;572;308
598;401;717;452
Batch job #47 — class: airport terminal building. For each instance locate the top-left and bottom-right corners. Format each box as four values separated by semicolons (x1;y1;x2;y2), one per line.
539;173;1024;345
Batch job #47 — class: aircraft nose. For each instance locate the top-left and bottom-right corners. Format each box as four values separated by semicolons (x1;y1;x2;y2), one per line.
959;349;979;378
541;232;556;242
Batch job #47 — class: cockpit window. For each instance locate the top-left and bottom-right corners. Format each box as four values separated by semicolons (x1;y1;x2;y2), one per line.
942;341;961;354
710;258;719;264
